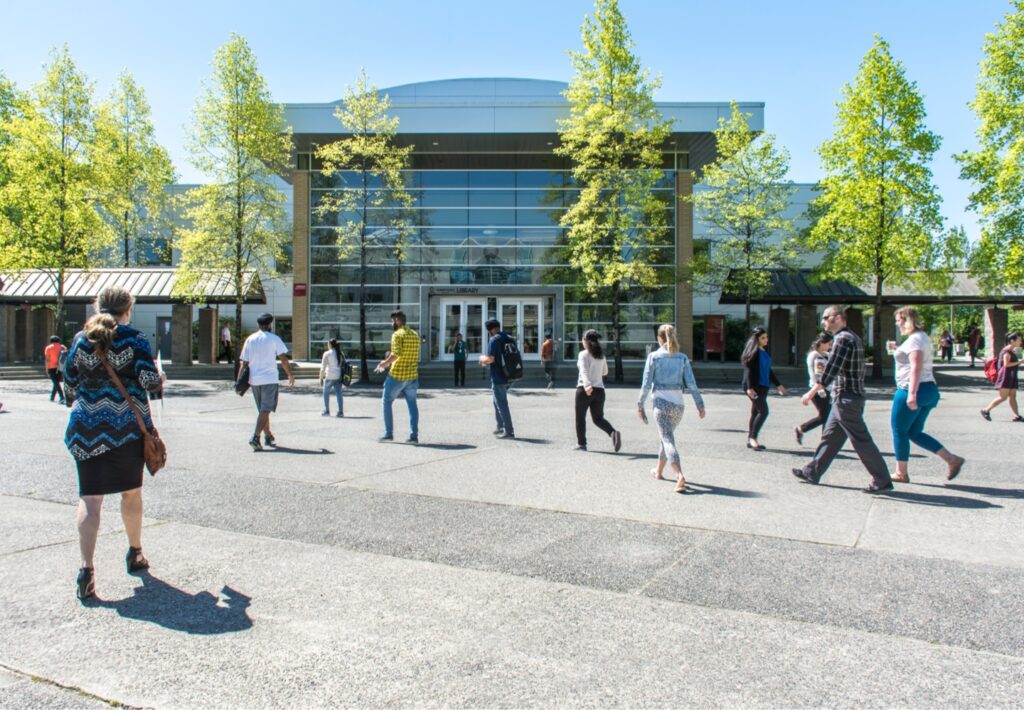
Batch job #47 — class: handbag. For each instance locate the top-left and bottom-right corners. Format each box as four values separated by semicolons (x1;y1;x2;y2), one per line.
235;363;251;396
99;354;167;476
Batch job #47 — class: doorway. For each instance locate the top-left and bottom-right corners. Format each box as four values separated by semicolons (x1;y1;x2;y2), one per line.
438;298;486;361
156;317;172;361
498;299;544;360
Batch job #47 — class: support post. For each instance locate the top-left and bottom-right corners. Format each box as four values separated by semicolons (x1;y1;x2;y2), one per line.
197;307;218;364
985;307;1007;360
769;307;791;365
171;303;193;366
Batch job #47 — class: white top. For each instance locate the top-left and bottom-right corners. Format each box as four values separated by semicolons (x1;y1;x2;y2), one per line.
240;330;288;386
806;350;828;390
576;351;608;389
221;326;231;343
893;330;936;389
320;349;343;380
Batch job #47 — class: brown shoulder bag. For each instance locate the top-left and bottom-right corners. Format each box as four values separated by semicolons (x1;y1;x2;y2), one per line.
100;354;167;475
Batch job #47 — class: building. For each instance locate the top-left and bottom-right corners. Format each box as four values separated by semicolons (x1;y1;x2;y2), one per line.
283;77;765;367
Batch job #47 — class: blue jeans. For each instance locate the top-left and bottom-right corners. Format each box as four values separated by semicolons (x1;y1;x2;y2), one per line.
891;381;943;462
382;376;419;437
322;379;343;414
492;382;514;434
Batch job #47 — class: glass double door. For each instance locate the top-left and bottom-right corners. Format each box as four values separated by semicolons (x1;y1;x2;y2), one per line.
499;299;543;360
439;299;485;361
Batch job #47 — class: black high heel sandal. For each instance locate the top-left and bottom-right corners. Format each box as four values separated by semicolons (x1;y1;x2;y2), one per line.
77;567;95;600
126;546;149;574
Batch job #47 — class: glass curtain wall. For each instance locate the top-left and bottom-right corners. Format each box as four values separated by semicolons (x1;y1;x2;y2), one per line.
308;169;676;360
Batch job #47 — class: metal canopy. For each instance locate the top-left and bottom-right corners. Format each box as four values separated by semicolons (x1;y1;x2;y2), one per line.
718;270;1024;306
0;268;266;305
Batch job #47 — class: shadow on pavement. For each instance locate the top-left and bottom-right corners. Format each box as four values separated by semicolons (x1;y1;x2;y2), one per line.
675;481;764;498
508;437;552;444
262;446;334;455
90;573;253;635
920;482;1024;500
412;443;477;451
881;490;1003;509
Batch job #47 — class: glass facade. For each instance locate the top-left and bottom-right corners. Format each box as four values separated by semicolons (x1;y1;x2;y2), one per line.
307;168;677;362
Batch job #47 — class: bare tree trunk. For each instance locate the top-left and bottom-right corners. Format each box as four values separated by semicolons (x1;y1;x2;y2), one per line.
872;277;884;380
611;280;623;383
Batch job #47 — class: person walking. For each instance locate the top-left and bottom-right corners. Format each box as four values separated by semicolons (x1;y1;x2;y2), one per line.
239;313;295;451
980;332;1022;422
220;323;233;364
637;324;705;493
967;327;982;368
889;307;965;483
450;332;467;387
319;338;346;417
377;310;420;442
939;329;954;363
573;330;621;452
63;286;164;601
792;305;894;494
541;333;556;390
794;332;833;445
44;335;67;404
741;327;785;450
479;319;515;439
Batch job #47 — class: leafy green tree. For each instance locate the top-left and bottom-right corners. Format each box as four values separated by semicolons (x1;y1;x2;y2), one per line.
805;36;963;378
0;46;110;336
0;72;22;230
556;0;672;381
93;71;175;266
956;1;1024;291
175;34;292;361
688;102;799;331
315;69;414;383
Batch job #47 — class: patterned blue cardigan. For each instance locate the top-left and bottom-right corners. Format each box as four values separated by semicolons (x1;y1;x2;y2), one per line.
63;325;163;461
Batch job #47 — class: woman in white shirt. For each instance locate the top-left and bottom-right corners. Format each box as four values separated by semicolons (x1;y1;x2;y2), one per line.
890;307;964;483
319;338;345;417
574;330;621;452
794;332;832;445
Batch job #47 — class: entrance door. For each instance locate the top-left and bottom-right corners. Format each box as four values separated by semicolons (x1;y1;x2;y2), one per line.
156;317;172;362
498;299;543;360
439;298;486;361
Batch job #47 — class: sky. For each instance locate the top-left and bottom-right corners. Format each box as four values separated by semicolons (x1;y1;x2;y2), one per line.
0;0;1013;243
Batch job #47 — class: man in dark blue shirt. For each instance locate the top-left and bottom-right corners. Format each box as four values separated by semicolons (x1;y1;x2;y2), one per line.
478;319;515;439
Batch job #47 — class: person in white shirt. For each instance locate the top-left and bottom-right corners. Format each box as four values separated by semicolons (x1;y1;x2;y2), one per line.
890;307;964;483
573;330;621;452
220;324;233;363
239;313;294;451
319;338;346;417
794;332;833;445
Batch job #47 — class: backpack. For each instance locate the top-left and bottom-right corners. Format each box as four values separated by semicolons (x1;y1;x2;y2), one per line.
499;335;524;380
983;357;999;383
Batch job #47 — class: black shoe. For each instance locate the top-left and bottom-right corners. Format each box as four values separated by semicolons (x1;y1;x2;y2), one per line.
980;409;991;421
378;434;393;442
611;430;622;452
497;432;515;440
863;481;895;494
493;428;504;436
264;435;277;448
791;467;818;485
76;567;95;601
794;426;804;445
126;546;149;574
573;444;587;451
406;435;418;443
249;437;263;451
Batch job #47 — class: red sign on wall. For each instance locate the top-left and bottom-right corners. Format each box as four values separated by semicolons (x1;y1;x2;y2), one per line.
705;315;725;354
293;283;307;297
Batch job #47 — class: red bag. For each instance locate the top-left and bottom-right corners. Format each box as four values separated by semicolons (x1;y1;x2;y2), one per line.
983;358;999;383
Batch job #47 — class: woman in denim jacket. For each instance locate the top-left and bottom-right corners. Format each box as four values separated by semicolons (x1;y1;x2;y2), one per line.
637;324;706;492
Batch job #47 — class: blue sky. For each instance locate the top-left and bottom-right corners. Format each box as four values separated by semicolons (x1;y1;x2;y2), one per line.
0;0;1012;242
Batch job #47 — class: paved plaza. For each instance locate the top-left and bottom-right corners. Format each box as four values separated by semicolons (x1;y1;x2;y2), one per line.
0;368;1022;707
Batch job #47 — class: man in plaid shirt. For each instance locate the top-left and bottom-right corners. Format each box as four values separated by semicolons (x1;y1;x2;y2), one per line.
792;305;893;493
377;310;421;443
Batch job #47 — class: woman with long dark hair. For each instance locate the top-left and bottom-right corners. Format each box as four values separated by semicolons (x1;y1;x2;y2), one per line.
741;327;785;450
319;337;346;417
63;286;164;601
574;330;621;452
795;332;833;445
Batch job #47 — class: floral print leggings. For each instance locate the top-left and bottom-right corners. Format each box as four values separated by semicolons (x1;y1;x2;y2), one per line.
654;399;686;467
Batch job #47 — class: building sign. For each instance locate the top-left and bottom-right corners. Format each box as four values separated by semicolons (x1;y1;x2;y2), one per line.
705;315;725;354
293;283;307;297
432;287;481;295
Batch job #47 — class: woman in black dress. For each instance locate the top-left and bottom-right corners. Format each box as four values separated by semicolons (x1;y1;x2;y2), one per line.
981;332;1022;422
64;286;164;600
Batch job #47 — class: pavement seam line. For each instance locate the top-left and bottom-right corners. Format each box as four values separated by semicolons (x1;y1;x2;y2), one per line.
0;662;133;708
0;520;171;560
326;445;497;485
853;498;876;549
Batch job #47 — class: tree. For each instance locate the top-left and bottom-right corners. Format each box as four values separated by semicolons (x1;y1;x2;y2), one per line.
956;1;1024;292
175;34;292;364
0;71;21;232
805;36;963;378
93;71;175;266
314;69;414;384
556;0;672;382
688;102;800;331
0;46;110;336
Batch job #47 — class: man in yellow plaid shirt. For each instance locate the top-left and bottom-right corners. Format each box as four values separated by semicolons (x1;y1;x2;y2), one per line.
376;310;421;442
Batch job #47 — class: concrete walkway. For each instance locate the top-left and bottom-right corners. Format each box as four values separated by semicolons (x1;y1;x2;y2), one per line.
0;371;1021;707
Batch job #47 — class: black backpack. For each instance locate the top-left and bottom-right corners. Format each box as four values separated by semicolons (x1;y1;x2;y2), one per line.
500;335;524;380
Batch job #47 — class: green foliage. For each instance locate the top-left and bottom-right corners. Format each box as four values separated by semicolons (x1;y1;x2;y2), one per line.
688;102;799;327
556;0;672;379
314;69;414;380
93;71;176;266
175;34;292;351
0;46;113;332
956;1;1024;292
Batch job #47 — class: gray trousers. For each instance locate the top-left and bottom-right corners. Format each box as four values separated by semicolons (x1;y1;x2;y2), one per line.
801;393;891;486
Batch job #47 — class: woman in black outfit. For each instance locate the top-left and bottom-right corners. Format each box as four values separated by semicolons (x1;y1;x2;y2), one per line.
741;327;785;450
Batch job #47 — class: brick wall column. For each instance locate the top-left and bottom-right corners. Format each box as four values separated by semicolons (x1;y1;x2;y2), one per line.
292;170;310;360
769;307;790;365
675;170;694;358
197;307;218;364
171;303;192;366
985;307;1007;359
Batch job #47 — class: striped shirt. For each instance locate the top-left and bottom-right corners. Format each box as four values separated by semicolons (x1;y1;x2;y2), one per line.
389;325;421;381
819;327;866;397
